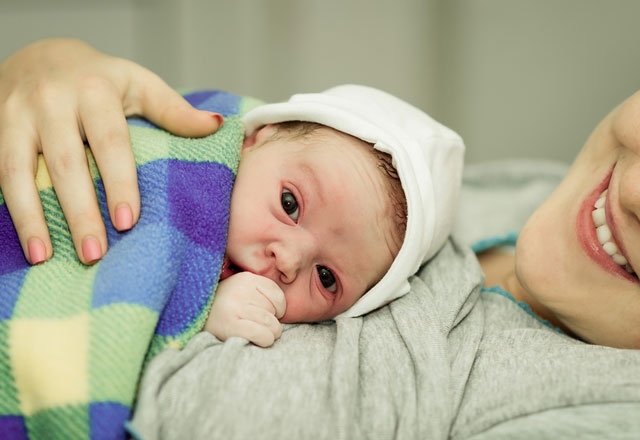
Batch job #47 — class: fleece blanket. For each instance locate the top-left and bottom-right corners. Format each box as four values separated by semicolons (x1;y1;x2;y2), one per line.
0;90;260;439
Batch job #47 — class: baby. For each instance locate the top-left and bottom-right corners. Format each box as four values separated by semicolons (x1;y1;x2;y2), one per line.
1;41;470;437
205;85;465;346
0;79;464;440
0;81;464;348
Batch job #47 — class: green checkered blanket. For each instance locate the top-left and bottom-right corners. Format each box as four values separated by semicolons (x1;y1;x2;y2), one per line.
0;90;261;439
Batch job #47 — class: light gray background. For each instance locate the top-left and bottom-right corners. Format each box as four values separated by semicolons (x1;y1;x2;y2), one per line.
2;0;639;164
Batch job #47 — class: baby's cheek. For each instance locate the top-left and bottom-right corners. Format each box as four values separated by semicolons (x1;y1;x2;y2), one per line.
279;306;300;324
278;292;328;324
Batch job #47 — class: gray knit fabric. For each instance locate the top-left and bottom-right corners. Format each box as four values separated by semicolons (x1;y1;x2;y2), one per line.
128;160;640;439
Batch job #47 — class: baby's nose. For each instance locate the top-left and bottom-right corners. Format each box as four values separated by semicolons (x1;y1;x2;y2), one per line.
272;233;316;284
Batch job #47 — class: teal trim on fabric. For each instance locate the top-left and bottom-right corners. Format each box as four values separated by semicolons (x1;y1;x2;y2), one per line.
471;231;519;253
474;232;565;335
125;422;142;439
481;285;565;334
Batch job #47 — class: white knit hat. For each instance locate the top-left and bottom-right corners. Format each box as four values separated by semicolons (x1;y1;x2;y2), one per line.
242;84;465;318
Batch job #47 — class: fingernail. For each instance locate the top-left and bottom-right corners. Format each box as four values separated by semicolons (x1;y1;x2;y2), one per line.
82;237;102;264
115;204;134;231
207;112;224;127
27;238;47;265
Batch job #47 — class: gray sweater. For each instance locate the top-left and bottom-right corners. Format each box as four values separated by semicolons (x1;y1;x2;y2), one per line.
129;160;640;439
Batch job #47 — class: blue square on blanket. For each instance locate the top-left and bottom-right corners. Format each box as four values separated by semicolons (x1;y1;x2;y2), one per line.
89;402;130;440
0;205;29;275
92;159;178;311
92;160;172;251
91;223;183;311
183;90;240;116
0;271;27;321
167;161;233;254
0;415;28;439
155;245;219;335
0;206;28;320
126;90;241;130
99;160;171;249
144;160;233;335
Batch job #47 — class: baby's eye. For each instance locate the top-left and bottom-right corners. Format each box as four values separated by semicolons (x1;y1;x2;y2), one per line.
317;266;337;293
281;189;299;222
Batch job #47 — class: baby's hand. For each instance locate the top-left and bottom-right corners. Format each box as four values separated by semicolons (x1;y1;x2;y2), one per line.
204;272;286;348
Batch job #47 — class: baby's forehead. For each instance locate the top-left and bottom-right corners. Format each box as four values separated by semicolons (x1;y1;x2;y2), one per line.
302;143;403;254
285;124;381;164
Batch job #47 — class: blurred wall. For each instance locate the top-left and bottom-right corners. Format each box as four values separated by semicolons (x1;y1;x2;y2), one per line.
438;0;640;163
1;0;639;164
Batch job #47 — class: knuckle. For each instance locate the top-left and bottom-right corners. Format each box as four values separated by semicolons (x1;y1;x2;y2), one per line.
77;75;116;104
30;80;66;110
0;88;23;117
46;149;85;177
0;153;21;182
253;332;274;348
262;312;274;326
97;127;129;149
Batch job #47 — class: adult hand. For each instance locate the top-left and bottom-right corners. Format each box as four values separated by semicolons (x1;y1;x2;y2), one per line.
0;38;223;265
204;272;287;348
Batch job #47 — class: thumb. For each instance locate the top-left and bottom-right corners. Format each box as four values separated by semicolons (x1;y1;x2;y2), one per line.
255;283;287;320
123;62;224;138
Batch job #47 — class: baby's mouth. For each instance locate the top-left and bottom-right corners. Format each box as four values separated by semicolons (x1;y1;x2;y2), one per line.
591;189;636;276
220;257;242;281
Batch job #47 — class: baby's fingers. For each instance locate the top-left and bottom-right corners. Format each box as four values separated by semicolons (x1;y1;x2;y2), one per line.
237;310;283;348
255;282;287;320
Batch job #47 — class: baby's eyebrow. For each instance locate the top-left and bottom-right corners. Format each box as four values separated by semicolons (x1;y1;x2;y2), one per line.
298;161;326;204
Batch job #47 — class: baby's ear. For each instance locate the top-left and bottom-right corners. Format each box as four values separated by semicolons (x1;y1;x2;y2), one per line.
242;124;277;150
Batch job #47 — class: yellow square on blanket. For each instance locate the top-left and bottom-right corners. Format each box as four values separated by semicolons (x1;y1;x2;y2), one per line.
9;314;89;415
35;155;53;190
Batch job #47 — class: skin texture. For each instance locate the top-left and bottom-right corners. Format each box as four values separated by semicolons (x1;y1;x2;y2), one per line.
482;91;640;349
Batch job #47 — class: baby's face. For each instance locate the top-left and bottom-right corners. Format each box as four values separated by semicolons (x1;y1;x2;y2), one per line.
224;125;397;323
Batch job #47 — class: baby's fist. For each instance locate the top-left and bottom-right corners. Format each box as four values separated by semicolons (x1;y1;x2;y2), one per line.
204;272;286;347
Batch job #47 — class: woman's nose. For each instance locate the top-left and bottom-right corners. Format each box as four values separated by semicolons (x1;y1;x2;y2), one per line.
618;163;640;223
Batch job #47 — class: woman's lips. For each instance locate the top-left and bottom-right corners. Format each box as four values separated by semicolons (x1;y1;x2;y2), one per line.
577;167;637;282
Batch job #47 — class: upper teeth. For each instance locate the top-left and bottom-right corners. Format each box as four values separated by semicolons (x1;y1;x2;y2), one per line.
592;190;634;273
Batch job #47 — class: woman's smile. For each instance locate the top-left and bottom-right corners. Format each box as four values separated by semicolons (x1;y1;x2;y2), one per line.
592;189;636;274
578;165;638;283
